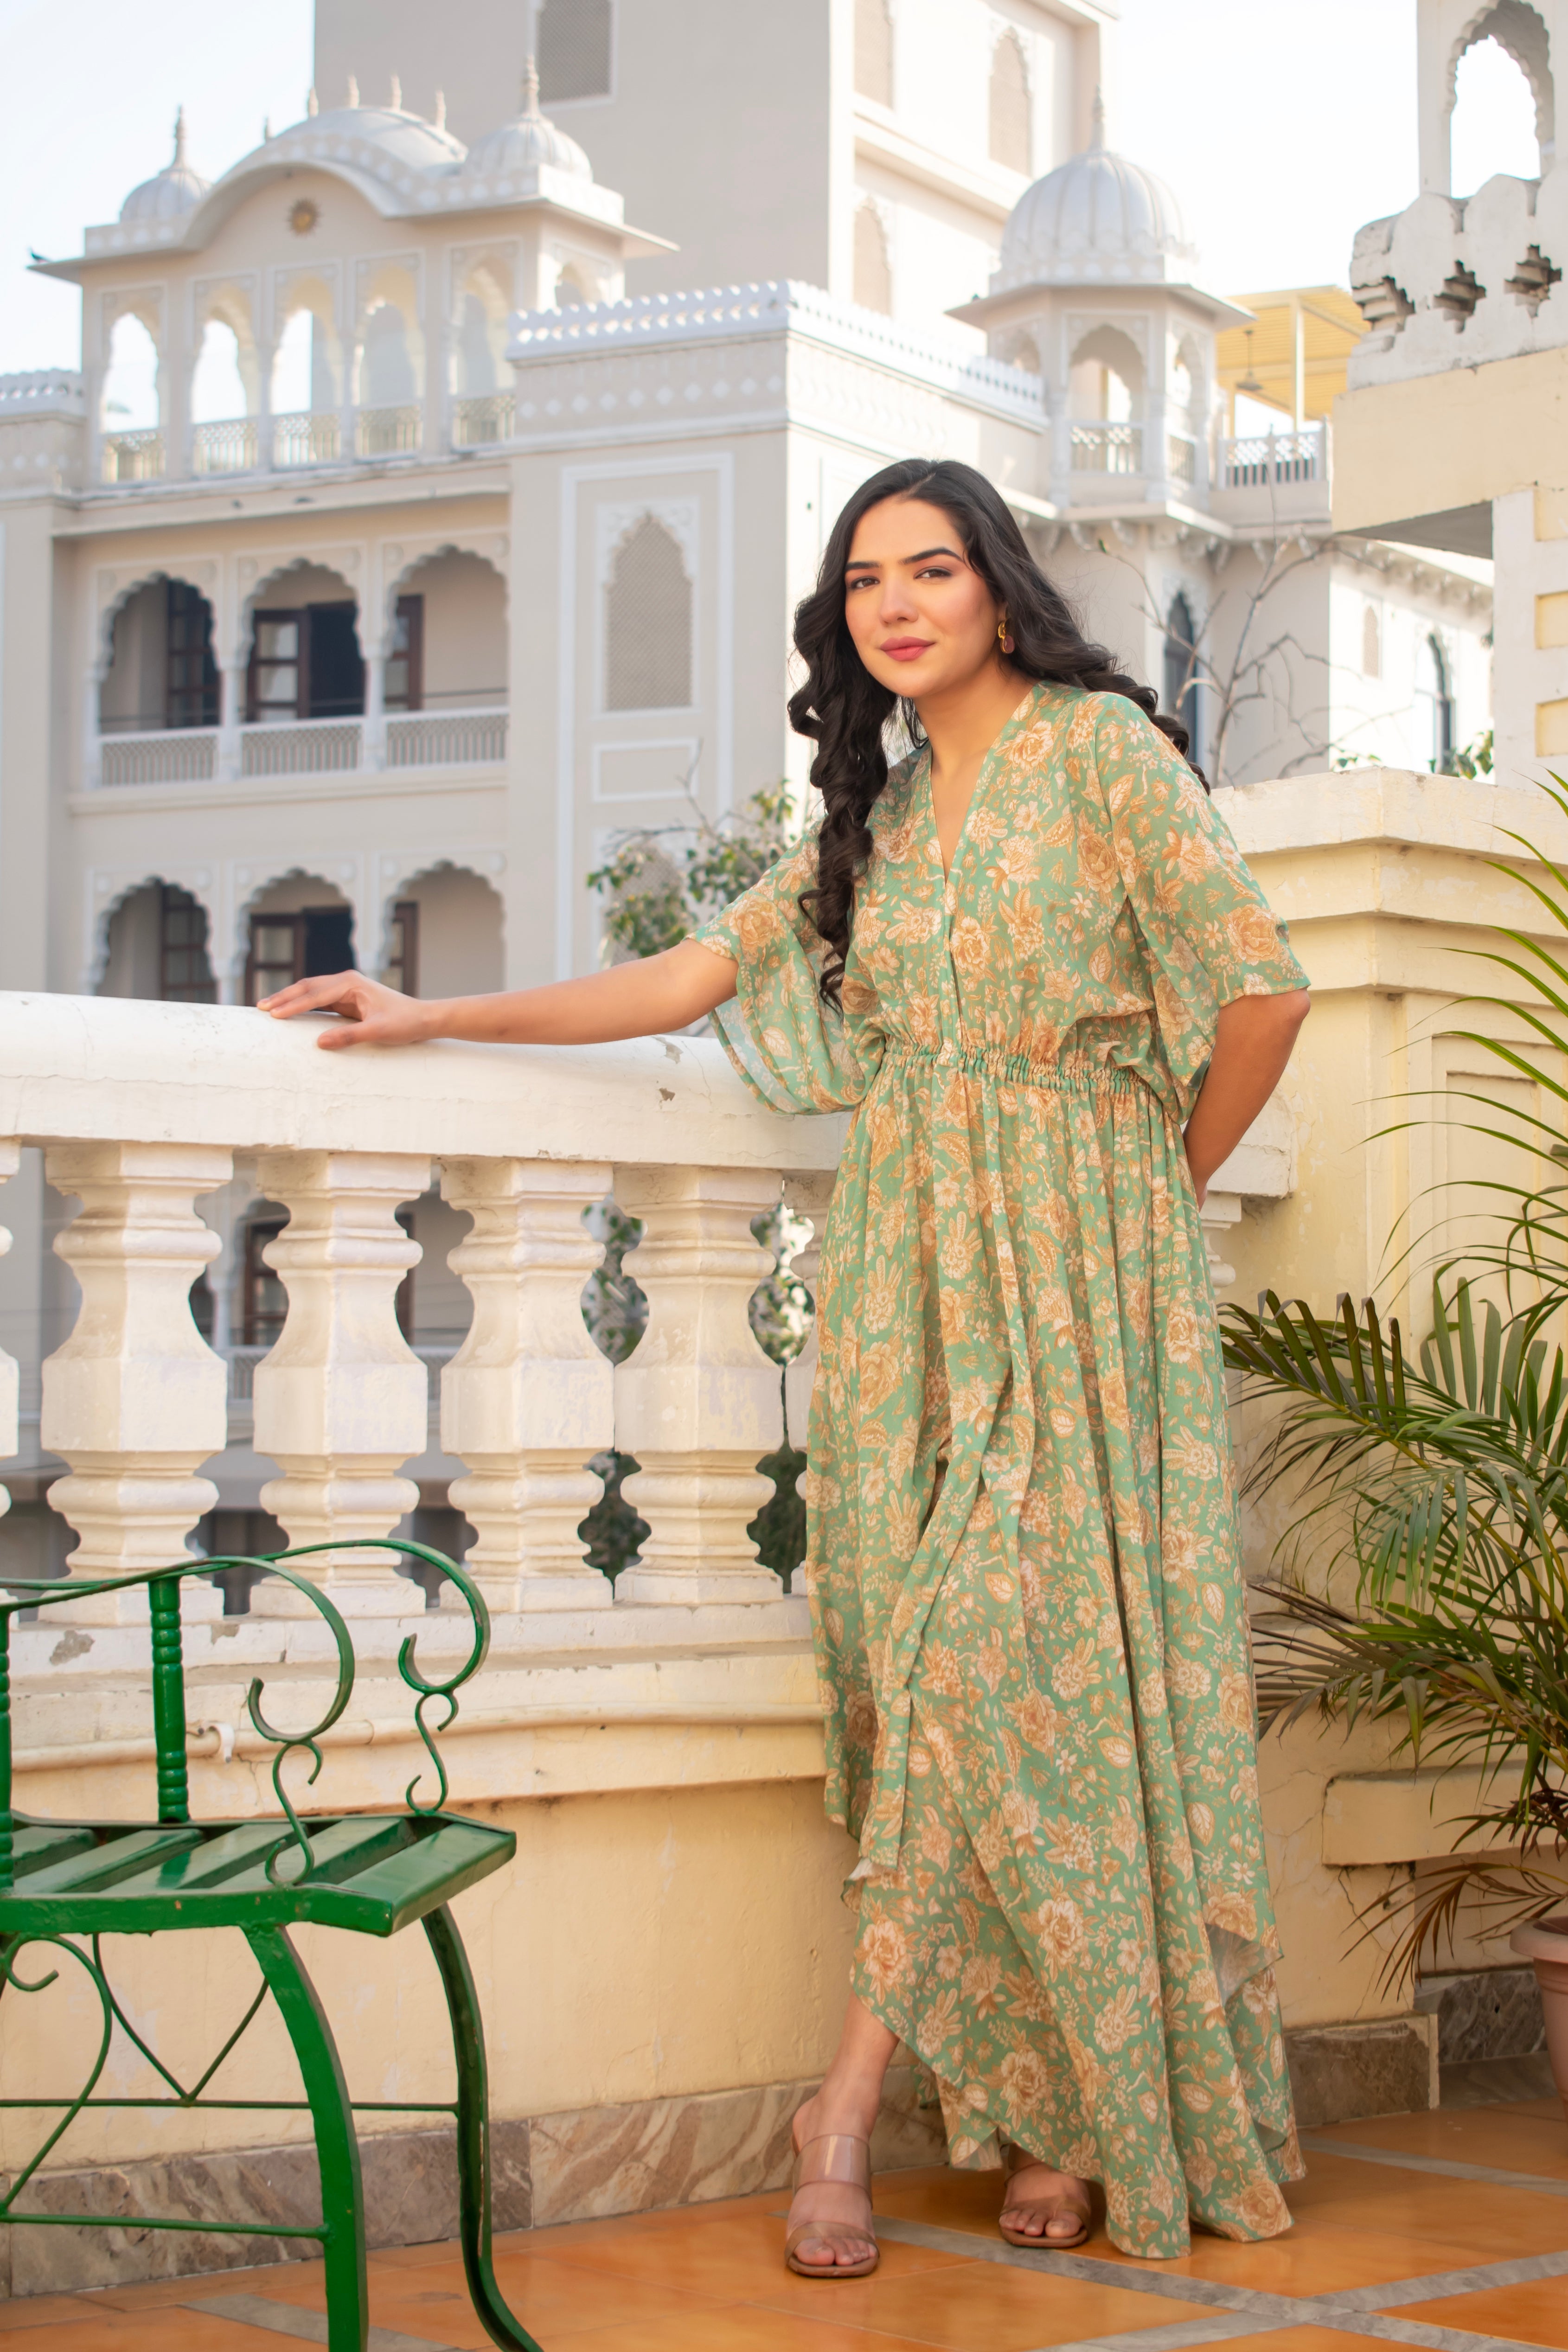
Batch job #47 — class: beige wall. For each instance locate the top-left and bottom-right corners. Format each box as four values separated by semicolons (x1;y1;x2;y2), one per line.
414;553;507;708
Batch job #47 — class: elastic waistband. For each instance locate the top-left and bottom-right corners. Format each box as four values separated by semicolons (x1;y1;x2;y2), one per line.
884;1038;1145;1095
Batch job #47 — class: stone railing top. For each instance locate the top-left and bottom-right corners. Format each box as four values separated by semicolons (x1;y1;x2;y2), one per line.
0;370;86;417
0;994;845;1173
505;279;1045;424
1220;767;1561;861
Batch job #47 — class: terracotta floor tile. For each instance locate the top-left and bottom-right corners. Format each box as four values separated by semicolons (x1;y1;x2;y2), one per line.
516;2185;794;2254
1398;2280;1568;2348
1280;2153;1568;2254
753;2262;1230;2352
1308;2105;1568;2180
82;2263;320;2312
539;2203;968;2307
553;2306;965;2352
0;2302;106;2333
377;2256;736;2346
2;2311;297;2351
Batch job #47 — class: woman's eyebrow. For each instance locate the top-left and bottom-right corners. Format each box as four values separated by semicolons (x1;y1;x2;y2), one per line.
844;544;962;572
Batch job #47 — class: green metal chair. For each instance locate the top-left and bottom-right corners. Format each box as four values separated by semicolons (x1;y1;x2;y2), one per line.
0;1540;544;2352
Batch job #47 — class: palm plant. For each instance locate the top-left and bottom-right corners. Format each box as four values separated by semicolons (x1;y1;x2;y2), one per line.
1224;779;1568;1982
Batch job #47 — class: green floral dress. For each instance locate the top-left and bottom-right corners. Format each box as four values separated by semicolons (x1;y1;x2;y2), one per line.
691;684;1310;2258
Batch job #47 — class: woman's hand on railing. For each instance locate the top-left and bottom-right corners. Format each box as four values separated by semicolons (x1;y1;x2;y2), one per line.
259;941;739;1051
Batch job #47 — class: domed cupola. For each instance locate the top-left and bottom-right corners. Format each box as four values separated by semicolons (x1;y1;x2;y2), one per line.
997;94;1193;289
462;58;594;186
119;108;210;224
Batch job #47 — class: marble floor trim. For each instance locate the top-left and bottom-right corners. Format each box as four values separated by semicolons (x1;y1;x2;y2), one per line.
187;2294;454;2350
1298;2134;1568;2198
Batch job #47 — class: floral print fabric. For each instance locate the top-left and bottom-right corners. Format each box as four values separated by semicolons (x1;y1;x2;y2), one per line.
691;686;1309;2257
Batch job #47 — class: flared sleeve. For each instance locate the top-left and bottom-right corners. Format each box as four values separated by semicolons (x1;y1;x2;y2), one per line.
689;832;882;1115
1091;697;1308;1112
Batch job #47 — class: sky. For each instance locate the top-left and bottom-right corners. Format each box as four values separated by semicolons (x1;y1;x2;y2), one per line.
0;0;1546;378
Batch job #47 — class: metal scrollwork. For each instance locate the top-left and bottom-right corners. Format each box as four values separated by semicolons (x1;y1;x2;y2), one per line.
0;1935;115;2210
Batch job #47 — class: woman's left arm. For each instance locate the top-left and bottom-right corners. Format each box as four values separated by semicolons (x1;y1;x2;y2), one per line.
1180;990;1309;1206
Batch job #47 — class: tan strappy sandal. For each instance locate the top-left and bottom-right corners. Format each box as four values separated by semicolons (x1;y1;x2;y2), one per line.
784;2132;879;2279
998;2144;1094;2251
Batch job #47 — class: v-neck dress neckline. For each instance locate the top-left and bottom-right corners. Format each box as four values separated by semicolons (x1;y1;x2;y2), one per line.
921;682;1041;892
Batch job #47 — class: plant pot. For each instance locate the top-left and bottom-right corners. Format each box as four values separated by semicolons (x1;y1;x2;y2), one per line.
1510;1917;1568;2126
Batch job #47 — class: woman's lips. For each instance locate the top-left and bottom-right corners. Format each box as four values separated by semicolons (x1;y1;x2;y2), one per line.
881;638;934;662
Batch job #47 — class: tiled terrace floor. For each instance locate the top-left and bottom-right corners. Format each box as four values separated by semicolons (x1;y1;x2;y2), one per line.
2;2082;1564;2351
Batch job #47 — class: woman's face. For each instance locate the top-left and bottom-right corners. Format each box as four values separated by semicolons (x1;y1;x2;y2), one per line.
842;496;1005;701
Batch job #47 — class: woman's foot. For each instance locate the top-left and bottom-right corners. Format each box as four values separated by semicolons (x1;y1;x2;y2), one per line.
784;2086;879;2276
999;2153;1094;2249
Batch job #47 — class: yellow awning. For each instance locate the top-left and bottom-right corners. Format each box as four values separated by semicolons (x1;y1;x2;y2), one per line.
1215;285;1364;423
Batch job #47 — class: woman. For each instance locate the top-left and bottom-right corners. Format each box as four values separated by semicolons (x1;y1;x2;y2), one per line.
262;457;1309;2277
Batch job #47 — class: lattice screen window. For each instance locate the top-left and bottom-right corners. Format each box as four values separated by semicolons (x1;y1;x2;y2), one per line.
605;516;693;710
538;0;614;103
854;205;892;314
855;0;893;104
989;31;1031;173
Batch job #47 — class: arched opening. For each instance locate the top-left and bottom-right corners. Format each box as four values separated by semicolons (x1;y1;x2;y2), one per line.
1007;331;1041;375
538;0;614;102
989;30;1031;173
99;578;219;736
455;286;507;394
1163;593;1203;774
191;319;248;422
100;881;217;1002
556;264;591;307
388;550;508;712
1451;9;1549;193
270;295;341;465
382;866;504;998
605;516;692;711
359;298;418;406
854;203;892;314
1069;325;1145;473
1416;633;1457;771
1362;604;1382;679
245;564;363;724
856;0;894;105
101;311;159;431
242;873;355;1004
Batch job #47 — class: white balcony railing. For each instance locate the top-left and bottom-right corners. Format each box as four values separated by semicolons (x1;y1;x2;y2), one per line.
102;429;164;483
1070;421;1143;474
192;418;259;474
1167;433;1198;486
385;707;509;767
271;410;341;468
356;403;422;458
100;728;218;787
0;994;843;1623
451;394;516;447
240;719;363;777
1219;423;1327;489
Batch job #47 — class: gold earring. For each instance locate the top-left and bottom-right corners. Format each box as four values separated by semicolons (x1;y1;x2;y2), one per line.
998;617;1013;654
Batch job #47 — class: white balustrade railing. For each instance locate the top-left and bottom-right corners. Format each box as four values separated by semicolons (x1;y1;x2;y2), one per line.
385;707;509;767
451;394;516;447
1167;433;1197;486
102;429;164;483
1219;423;1327;489
0;994;844;1628
356;404;422;458
241;719;363;777
100;727;218;787
271;410;341;468
1070;421;1143;474
192;418;259;474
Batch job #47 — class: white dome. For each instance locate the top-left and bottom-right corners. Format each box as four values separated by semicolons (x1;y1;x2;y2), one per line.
998;102;1193;288
120;109;210;223
464;59;592;182
268;100;467;173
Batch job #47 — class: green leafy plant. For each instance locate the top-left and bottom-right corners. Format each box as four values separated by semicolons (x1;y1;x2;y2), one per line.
586;780;802;961
1225;778;1568;1980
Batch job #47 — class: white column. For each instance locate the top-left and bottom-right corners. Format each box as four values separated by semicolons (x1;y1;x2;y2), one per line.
613;1165;784;1607
217;659;245;784
41;1142;231;1625
781;1170;835;1465
83;667;104;792
362;646;386;771
1047;388;1073;508
251;1149;429;1615
440;1158;614;1612
0;1142;18;1523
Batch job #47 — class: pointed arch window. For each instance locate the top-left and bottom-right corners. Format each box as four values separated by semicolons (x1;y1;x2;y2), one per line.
605;516;693;711
1416;633;1456;771
989;30;1031;173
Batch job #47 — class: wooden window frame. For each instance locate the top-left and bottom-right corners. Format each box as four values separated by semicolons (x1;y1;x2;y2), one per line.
384;594;423;712
159;884;215;1003
166;581;219;730
245;911;304;1005
247;608;305;722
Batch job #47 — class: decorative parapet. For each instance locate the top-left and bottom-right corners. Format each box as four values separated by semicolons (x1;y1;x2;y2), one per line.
0;371;86;494
1347;169;1568;389
0;371;86;417
504;279;1046;432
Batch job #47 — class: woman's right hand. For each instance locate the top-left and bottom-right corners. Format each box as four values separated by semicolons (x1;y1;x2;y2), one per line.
257;971;439;1050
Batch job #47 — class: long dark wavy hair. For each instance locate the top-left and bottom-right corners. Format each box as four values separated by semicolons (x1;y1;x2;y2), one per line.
789;456;1203;1005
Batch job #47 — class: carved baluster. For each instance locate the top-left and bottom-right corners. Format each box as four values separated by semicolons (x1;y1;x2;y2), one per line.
781;1171;835;1468
612;1165;785;1606
41;1141;231;1624
439;1158;615;1612
250;1150;428;1615
0;1142;18;1526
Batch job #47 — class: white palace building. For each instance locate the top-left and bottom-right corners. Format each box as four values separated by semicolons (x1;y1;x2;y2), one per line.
0;0;1496;1570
